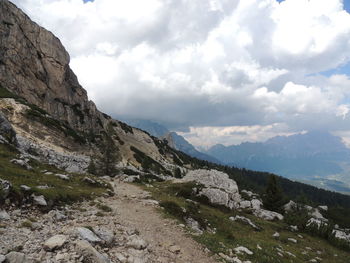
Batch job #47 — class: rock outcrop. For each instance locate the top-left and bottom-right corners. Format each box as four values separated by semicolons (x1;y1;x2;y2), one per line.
182;169;241;209
0;0;104;132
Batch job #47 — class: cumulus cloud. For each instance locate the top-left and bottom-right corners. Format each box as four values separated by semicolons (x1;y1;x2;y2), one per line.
11;0;350;145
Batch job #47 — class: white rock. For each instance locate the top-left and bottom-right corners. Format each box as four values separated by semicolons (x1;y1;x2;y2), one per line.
287;238;297;244
318;205;328;211
234;246;253;255
253;209;283;221
76;227;102;244
32;195;47;206
126;235;148;250
182;169;241;209
251;199;262;210
229;215;261;231
272;232;280;238
55;174;70;180
239;200;251;209
310;208;327;221
283;200;297;212
0;255;5;263
307;218;327;229
169;245;181;253
43;235;68;251
20;185;31;191
289;225;298;232
5;252;27;263
75;240;110;263
185;217;203;234
48;210;66;221
0;179;11;198
0;210;10;220
333;229;350;242
93;226;115;246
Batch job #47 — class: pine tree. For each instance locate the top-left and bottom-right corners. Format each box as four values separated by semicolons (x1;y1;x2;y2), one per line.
263;175;285;212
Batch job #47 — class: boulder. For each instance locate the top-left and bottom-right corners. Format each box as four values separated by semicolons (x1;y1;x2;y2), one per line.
54;174;70;180
288;238;297;244
93;226;115;246
47;210;67;221
182;169;241;209
230;215;261;231
20;185;31;191
75;240;110;263
283;200;297;212
253;209;283;221
0;210;10;221
0;179;11;199
0;255;5;263
76;227;102;244
251;199;262;210
239;200;251;209
32;195;47;206
43;235;68;251
272;232;280;238
333;230;350;242
0;113;16;144
234;246;253;255
126;235;148;250
5;252;28;263
185;217;203;234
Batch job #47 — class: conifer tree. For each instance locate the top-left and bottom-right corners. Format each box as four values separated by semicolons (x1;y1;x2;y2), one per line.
263;175;285;212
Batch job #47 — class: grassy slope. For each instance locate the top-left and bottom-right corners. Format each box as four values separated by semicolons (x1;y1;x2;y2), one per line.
144;181;350;263
0;143;109;204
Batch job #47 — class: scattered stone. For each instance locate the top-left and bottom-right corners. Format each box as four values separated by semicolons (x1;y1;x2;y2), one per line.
181;169;241;209
55;174;70;180
253;209;283;221
126;235;148;250
0;210;10;221
283;200;297;212
234;246;253;255
239;200;251;209
185;217;203;234
76;227;102;244
75;240;110;263
257;244;262;250
0;179;11;199
10;159;32;170
289;225;298;232
287;238;297;244
251;199;262;210
168;245;181;254
83;177;97;185
32;195;47;206
285;251;296;258
272;232;280;238
5;252;27;263
48;210;66;221
318;205;328;211
20;185;31;191
229;215;261;231
43;235;68;251
93;226;115;246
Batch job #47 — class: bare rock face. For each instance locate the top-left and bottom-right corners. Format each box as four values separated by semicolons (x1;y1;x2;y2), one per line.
0;0;105;132
182;169;241;209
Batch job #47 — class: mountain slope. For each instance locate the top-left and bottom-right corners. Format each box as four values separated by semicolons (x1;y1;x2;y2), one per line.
123;119;220;163
207;131;350;193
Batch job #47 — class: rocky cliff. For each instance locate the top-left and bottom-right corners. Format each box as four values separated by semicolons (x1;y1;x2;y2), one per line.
0;0;105;132
0;0;183;174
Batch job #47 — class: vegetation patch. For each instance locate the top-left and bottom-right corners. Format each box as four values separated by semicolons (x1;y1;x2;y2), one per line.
0;143;109;206
143;181;350;263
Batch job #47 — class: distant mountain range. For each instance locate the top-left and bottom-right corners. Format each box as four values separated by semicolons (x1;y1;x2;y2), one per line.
122;119;220;164
206;131;350;194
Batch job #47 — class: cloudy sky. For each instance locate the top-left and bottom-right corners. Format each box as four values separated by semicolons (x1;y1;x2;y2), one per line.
12;0;350;148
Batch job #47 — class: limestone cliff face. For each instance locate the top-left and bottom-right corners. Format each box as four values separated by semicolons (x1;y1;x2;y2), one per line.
0;0;183;173
0;0;105;132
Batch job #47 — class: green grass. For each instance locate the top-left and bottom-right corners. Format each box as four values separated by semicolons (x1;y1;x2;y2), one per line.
144;181;350;263
0;143;109;205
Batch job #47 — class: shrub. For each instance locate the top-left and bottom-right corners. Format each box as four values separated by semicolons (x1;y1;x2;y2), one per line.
160;201;185;218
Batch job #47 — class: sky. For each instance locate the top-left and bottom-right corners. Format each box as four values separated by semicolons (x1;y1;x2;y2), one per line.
11;0;350;148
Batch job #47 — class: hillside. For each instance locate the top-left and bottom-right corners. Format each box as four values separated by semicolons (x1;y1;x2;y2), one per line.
0;1;349;262
206;131;350;194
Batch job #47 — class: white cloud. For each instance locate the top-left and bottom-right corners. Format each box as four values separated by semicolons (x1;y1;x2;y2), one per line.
11;0;350;145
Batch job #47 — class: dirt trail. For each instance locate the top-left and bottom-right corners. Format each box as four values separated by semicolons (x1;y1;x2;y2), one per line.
106;180;217;263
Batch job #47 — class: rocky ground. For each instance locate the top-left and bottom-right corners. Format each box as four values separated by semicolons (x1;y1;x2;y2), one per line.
0;178;217;263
